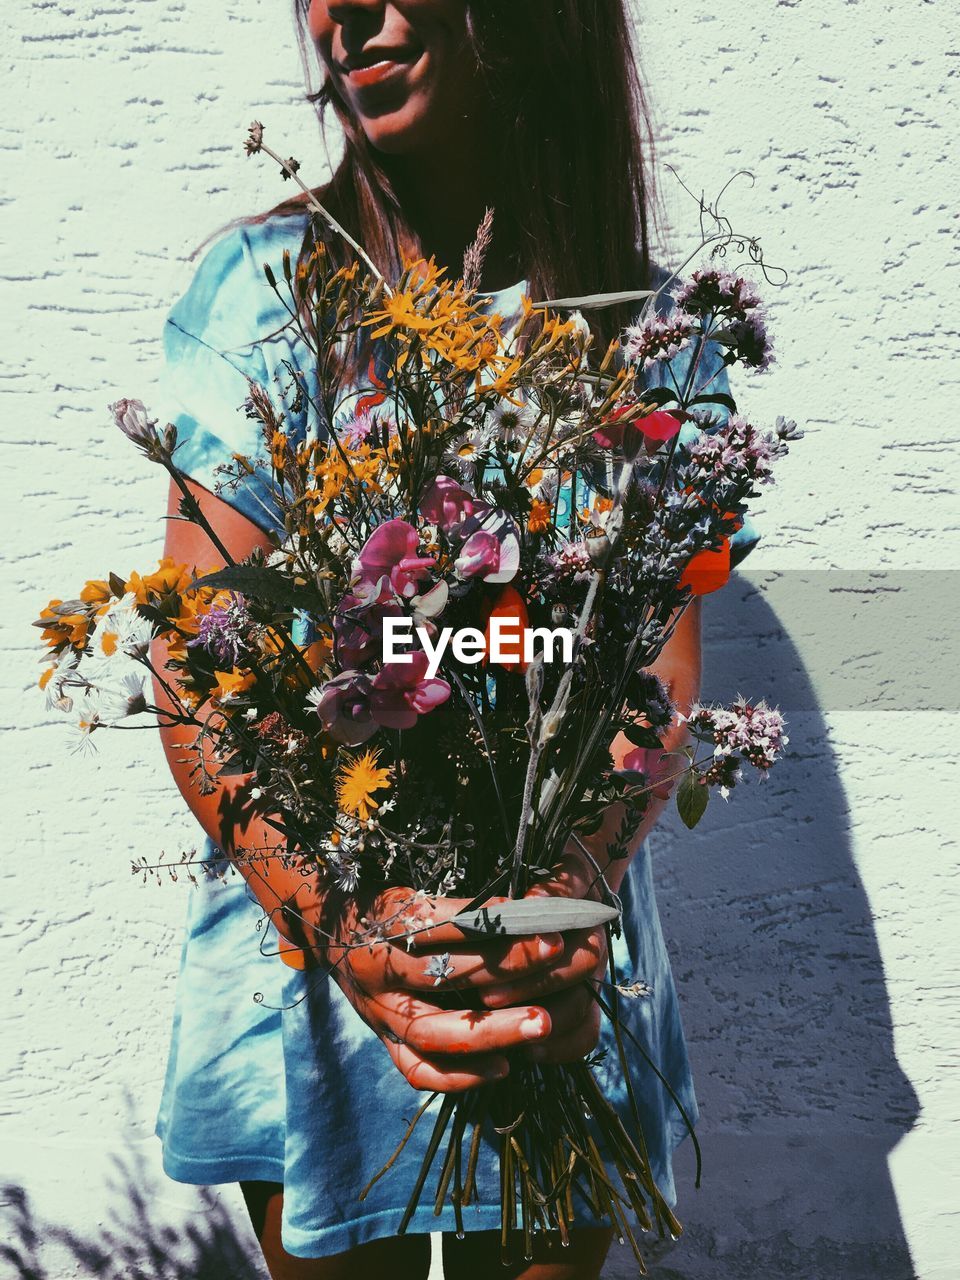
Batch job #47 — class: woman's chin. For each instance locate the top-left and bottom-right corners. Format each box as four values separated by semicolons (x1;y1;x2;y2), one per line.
362;109;441;156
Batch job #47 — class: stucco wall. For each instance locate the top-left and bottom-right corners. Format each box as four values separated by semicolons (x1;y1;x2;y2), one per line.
3;2;956;1277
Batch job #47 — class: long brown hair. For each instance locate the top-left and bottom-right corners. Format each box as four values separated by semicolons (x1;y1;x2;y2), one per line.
260;0;657;348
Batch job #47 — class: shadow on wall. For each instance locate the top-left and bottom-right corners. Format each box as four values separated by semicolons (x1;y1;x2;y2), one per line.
623;573;921;1280
1;574;922;1280
0;1144;264;1280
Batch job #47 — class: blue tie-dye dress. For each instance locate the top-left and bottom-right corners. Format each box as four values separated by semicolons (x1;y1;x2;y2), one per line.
153;213;759;1258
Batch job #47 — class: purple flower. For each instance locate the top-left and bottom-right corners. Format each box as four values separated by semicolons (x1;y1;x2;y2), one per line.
339;408;375;449
353;519;436;604
188;594;252;666
550;541;593;578
307;671;376;745
686;696;788;775
687;415;790;487
370;651;450;730
673;270;763;320
623;311;697;369
420;475;478;533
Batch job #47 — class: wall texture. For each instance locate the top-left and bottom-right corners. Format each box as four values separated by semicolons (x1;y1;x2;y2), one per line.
2;2;957;1278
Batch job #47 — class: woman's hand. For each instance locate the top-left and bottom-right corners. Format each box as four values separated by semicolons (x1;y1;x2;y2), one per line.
399;845;609;1072
321;886;568;1093
481;846;607;1066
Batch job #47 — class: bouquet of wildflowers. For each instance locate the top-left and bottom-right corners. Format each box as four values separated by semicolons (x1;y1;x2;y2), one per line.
36;126;799;1267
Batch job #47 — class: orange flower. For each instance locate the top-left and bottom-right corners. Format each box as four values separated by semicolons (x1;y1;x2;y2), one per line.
483;585;529;673
36;600;89;650
271;429;289;472
527;499;552;533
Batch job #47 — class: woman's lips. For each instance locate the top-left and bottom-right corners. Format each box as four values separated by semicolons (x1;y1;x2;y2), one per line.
343;51;421;90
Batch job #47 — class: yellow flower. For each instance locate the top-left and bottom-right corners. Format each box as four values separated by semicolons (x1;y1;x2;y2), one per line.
125;558;192;604
527;499;552;533
212;668;256;704
80;579;112;606
336;748;392;823
271;429;288;472
476;354;523;399
311;444;385;512
36;599;89;650
175;683;203;711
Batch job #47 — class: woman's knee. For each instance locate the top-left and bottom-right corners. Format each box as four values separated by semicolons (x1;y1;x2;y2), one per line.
239;1182;432;1280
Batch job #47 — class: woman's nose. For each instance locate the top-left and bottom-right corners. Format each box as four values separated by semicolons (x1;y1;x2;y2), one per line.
326;0;385;19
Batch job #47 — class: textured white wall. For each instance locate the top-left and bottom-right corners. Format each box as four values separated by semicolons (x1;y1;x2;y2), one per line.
2;2;957;1278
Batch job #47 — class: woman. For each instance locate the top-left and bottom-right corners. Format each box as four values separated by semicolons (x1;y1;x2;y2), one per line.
154;3;757;1277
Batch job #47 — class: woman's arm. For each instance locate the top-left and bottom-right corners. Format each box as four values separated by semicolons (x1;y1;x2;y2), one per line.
154;475;316;965
587;596;702;895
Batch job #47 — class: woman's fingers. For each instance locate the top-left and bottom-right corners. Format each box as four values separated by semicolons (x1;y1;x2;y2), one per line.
535;982;596;1037
526;997;602;1064
347;932;563;992
373;990;553;1055
340;981;514;1090
525;847;597;903
385;1039;511;1093
478;928;606;1008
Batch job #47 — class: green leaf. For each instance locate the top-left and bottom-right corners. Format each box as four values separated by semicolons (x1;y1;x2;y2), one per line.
643;386;678;407
189;565;325;611
454;898;621;937
575;810;606;836
529;288;655;311
108;572;127;598
689;392;738;414
676;772;709;829
621;724;664;750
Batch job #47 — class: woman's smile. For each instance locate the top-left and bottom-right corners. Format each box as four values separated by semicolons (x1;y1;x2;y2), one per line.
337;41;426;93
308;0;479;153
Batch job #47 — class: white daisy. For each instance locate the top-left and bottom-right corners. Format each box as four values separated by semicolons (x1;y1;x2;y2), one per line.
88;593;155;661
83;668;149;723
487;396;537;448
70;709;102;756
524;465;559;503
41;648;83;712
443;424;493;479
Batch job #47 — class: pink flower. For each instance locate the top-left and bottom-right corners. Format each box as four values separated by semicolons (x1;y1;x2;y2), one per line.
639;410;683;442
594;405;682;452
353;520;435;604
370;651;450;730
619;746;675;800
334;593;403;668
421;475;477;533
454;509;520;584
593;403;634;450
